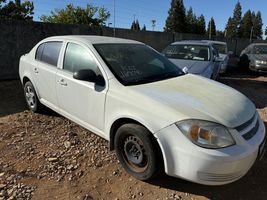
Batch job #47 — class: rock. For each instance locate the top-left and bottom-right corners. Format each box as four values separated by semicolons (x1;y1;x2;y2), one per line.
0;172;5;177
48;157;58;162
0;184;6;189
64;141;71;149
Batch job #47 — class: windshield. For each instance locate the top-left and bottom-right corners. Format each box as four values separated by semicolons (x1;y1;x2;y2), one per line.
94;44;184;86
253;45;267;54
162;44;210;61
213;43;227;54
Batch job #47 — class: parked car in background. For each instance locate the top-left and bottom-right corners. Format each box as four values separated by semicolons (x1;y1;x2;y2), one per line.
240;43;267;72
162;41;222;80
203;40;232;74
19;36;265;185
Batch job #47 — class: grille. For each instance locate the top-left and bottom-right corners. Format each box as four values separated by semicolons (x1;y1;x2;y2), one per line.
235;113;259;140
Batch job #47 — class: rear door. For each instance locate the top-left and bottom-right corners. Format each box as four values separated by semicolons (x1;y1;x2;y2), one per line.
33;41;63;109
56;42;107;135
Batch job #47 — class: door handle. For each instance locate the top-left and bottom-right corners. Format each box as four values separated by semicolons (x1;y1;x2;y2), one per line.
34;68;38;74
59;79;67;86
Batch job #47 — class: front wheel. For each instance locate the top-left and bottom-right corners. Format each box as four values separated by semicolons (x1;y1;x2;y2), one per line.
114;124;161;181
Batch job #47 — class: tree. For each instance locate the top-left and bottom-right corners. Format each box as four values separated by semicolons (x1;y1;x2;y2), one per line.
265;26;267;37
130;19;140;30
196;14;206;35
224;1;242;38
0;0;34;20
207;17;216;38
40;4;110;27
252;11;263;39
239;10;253;38
141;24;146;31
225;17;235;38
164;0;186;33
186;7;197;33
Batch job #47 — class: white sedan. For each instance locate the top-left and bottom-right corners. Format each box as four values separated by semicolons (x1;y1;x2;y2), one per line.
19;36;266;185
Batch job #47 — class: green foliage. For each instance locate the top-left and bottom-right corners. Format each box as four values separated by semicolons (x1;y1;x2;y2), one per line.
196;15;206;35
40;4;110;27
239;10;253;38
130;19;140;30
252;11;263;39
207;17;216;38
225;1;242;38
142;24;146;31
0;0;34;20
164;0;186;33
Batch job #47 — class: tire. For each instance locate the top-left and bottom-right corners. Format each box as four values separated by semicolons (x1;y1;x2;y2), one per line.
239;54;249;70
23;81;42;113
114;123;161;181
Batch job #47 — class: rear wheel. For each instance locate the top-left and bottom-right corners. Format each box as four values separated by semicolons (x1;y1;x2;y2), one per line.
114;124;161;181
23;81;42;113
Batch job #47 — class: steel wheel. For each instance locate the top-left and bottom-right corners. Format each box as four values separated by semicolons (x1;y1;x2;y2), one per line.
122;135;149;173
115;123;161;180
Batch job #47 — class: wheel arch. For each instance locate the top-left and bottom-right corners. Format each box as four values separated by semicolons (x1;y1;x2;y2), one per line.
109;117;164;171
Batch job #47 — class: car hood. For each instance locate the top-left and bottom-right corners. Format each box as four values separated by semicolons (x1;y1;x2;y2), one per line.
128;74;255;129
169;59;210;75
250;54;267;61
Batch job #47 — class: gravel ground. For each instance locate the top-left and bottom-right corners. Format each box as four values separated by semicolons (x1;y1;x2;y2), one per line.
0;70;266;200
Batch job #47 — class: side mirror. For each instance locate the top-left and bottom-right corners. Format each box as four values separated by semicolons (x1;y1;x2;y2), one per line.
73;69;105;86
214;56;224;62
228;51;233;55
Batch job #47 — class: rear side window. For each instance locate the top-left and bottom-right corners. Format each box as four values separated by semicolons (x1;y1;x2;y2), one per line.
36;42;62;67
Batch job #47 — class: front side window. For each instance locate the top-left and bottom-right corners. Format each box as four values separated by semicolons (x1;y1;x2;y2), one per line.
39;42;62;66
213;44;227;54
163;44;211;61
94;43;183;85
63;43;99;74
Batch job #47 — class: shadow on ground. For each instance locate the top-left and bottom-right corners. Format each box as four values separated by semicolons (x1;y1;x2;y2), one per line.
220;69;267;109
0;80;26;117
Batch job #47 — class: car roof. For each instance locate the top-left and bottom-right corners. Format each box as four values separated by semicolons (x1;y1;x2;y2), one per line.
43;35;144;45
201;40;226;45
171;40;210;46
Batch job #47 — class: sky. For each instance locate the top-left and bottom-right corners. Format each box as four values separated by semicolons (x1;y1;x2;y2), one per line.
32;0;267;35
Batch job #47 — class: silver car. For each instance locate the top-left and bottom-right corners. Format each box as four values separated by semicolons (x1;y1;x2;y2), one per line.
203;40;232;74
240;43;267;72
162;41;222;80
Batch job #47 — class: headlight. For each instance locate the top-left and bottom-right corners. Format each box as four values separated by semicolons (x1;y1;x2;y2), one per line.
176;120;235;149
255;60;267;65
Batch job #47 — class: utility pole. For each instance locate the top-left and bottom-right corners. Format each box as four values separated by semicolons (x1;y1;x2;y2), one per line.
250;26;253;43
209;21;212;39
113;0;116;37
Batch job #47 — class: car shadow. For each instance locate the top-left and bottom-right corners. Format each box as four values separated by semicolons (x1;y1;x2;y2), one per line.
219;76;267;110
0;80;59;117
147;121;267;200
0;80;26;117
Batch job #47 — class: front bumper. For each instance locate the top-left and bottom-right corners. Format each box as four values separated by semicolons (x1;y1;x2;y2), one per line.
155;119;266;185
251;63;267;72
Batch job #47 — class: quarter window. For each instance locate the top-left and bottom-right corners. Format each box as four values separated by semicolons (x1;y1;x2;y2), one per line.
35;43;45;61
63;43;99;74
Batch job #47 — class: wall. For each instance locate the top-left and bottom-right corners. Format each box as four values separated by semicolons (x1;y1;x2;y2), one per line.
0;20;101;80
0;20;266;80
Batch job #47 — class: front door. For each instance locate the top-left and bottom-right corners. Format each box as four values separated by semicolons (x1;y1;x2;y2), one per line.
56;42;107;135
